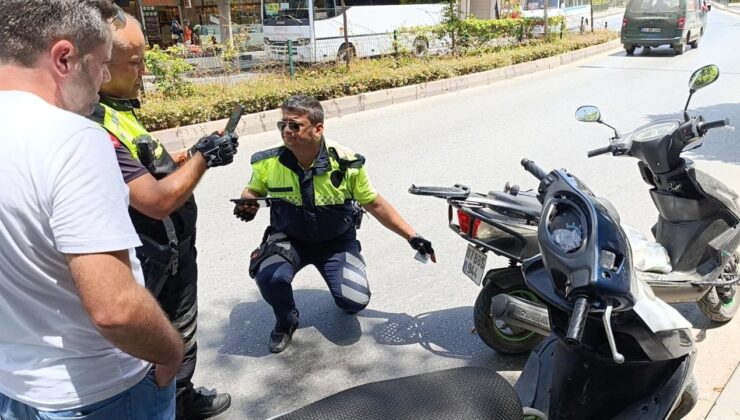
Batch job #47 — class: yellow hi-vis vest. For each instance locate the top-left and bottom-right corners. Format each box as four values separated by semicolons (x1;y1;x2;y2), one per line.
97;102;166;162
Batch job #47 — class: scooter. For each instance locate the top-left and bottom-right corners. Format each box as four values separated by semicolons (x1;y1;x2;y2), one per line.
415;64;740;355
407;183;543;354
270;158;698;420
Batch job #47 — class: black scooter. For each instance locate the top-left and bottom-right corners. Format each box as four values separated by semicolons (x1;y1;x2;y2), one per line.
269;156;698;420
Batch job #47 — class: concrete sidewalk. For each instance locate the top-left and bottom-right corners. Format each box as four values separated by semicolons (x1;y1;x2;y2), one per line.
706;361;740;419
710;0;740;14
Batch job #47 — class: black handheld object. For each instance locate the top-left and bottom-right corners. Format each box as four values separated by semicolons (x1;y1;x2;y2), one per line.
230;198;277;208
224;104;245;134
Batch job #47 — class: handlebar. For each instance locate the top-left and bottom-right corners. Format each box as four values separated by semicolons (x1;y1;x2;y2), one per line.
698;118;729;135
565;296;590;346
521;159;548;181
587;145;612;158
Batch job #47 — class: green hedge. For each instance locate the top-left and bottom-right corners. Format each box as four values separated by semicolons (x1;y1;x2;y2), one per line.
139;31;617;131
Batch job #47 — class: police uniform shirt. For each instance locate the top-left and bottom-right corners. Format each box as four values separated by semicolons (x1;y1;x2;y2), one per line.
248;138;377;244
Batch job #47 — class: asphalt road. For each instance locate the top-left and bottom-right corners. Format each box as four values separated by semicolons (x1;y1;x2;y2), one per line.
189;9;740;419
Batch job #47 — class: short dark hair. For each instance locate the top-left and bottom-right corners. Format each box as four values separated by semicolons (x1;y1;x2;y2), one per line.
282;95;325;124
0;0;119;67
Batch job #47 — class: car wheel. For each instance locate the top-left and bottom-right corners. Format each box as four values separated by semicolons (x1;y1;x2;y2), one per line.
625;45;636;55
690;34;700;49
674;42;685;55
412;38;429;57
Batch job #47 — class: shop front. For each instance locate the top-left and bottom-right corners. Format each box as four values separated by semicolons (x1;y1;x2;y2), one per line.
181;0;265;50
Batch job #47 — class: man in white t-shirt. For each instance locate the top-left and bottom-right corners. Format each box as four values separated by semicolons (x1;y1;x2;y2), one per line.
0;1;184;419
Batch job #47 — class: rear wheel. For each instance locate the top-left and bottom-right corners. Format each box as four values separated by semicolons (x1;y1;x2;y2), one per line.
336;44;355;64
474;267;544;354
697;254;739;322
674;41;685;55
698;286;738;322
625;45;636;55
412;38;429;57
690;34;700;49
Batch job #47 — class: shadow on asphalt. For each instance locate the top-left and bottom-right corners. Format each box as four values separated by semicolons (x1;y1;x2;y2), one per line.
604;45;690;58
219;289;365;357
219;289;529;365
645;103;740;164
675;302;734;343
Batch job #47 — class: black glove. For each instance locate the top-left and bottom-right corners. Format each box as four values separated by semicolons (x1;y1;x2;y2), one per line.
409;234;436;262
189;133;238;168
234;201;259;223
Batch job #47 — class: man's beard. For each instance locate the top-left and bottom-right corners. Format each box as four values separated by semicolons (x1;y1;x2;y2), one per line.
61;61;99;116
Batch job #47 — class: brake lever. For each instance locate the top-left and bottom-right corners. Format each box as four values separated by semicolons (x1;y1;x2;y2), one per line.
603;304;625;364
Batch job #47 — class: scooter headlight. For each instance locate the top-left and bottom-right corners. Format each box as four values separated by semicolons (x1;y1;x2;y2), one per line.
545;197;587;254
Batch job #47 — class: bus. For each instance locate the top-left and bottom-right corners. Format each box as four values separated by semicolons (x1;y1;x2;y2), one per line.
519;0;592;31
262;0;448;63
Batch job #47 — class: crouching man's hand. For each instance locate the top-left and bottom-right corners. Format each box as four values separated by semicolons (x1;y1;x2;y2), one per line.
409;234;437;263
234;200;259;222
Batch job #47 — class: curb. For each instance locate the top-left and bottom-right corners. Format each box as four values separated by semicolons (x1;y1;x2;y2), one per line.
705;361;740;419
153;39;622;151
709;1;740;14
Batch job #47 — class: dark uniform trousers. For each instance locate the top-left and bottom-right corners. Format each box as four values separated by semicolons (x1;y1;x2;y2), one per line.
255;235;370;328
157;236;199;397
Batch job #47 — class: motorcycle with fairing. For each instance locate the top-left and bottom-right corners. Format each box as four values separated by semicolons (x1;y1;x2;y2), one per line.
269;156;699;420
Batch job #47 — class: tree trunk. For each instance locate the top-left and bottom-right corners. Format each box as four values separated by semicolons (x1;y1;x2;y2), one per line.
341;0;350;70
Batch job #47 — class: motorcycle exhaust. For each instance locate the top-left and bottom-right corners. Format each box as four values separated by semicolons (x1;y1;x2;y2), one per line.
490;294;551;337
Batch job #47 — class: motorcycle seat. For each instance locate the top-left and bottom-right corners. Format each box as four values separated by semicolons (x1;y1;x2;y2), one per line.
273;366;523;420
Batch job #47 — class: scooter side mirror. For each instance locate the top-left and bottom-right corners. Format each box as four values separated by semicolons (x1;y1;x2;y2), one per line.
684;65;720;120
575;106;601;123
688;65;720;93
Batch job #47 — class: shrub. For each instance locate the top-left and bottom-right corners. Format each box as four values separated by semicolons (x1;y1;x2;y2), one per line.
139;31;617;131
143;45;195;98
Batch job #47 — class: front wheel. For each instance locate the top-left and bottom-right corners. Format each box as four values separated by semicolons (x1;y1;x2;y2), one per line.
668;376;698;419
697;254;739;322
474;267;544;354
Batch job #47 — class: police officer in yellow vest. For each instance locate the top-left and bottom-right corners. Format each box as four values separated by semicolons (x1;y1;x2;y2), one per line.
89;16;233;420
235;95;436;353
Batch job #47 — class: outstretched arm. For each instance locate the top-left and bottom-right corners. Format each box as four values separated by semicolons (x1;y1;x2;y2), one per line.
362;194;436;262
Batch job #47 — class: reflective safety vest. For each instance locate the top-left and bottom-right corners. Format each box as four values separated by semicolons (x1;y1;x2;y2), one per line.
248;138;377;243
92;100;166;161
90;98;194;292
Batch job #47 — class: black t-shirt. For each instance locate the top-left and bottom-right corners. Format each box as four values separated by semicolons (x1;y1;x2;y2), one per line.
109;134;197;243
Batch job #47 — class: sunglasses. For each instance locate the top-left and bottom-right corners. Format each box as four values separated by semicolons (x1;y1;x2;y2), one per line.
277;120;311;132
109;6;127;30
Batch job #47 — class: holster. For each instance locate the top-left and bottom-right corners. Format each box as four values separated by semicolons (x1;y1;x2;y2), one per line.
137;234;178;297
352;201;365;230
249;227;299;279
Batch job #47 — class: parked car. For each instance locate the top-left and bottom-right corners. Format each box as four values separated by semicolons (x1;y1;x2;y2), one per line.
621;0;708;55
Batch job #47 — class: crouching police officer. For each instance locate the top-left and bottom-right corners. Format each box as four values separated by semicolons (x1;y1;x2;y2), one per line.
90;16;233;419
235;95;436;353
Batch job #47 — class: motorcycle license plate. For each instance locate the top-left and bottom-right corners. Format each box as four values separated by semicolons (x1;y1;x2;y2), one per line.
462;245;487;286
640;27;661;33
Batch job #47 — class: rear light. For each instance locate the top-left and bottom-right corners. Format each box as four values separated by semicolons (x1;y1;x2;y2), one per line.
677;16;686;29
622;17;628;28
457;209;480;237
475;221;501;240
